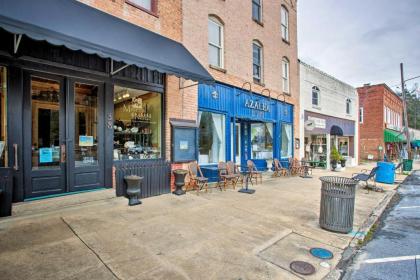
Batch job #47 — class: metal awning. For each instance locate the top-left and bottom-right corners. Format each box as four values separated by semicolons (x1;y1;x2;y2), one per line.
0;0;214;83
384;129;406;143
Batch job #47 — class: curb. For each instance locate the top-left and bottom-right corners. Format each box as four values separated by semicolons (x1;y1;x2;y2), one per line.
323;188;398;280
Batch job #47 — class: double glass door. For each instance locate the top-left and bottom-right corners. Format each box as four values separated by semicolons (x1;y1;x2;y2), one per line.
23;72;104;199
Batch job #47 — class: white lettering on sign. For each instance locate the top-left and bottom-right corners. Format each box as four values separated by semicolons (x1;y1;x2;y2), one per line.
308;116;326;129
245;99;270;112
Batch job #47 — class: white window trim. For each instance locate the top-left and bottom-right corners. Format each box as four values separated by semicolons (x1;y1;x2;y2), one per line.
346;98;352;115
253;41;263;82
282;58;290;93
312;86;320;107
281;6;289;41
359;107;364;123
208;17;224;68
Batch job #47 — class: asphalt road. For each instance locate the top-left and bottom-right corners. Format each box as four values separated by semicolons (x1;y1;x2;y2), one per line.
343;171;420;280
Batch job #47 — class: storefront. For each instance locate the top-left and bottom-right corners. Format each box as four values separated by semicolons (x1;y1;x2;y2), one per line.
303;111;357;168
0;0;212;202
198;83;294;179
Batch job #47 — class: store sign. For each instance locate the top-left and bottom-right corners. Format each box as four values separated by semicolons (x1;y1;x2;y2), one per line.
245;99;270;112
308;116;326;129
79;135;94;147
39;148;53;163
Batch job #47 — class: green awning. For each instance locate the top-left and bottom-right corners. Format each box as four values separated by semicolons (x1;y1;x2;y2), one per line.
384;129;406;143
411;140;420;147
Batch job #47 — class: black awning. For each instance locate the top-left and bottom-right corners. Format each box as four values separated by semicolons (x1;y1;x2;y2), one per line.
330;125;344;136
0;0;214;84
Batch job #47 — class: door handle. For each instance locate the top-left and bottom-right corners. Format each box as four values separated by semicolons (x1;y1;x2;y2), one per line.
13;144;18;171
60;144;66;163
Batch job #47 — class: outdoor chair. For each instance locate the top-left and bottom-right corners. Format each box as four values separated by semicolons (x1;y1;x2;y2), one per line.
272;158;289;177
217;162;239;190
188;161;209;194
290;158;304;176
300;159;313;177
352;167;381;192
395;162;403;175
226;161;243;187
247;160;263;184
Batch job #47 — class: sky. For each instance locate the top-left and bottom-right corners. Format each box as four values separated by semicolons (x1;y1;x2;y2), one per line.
298;0;420;92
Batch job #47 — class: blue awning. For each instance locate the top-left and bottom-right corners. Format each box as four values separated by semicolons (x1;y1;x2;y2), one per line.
0;0;214;84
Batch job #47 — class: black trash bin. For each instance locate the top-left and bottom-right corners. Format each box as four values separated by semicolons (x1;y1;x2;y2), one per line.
319;176;358;233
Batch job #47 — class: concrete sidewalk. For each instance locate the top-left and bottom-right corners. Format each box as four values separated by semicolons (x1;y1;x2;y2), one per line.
0;163;406;280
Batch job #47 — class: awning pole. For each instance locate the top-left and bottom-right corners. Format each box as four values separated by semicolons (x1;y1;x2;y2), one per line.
13;34;22;54
110;59;130;76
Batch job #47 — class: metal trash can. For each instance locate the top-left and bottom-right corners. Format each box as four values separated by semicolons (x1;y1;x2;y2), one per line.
375;161;395;184
319;176;358;233
403;159;413;172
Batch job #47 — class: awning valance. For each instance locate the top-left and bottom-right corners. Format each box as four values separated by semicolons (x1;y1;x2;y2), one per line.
384;129;406;143
0;0;214;84
330;125;344;136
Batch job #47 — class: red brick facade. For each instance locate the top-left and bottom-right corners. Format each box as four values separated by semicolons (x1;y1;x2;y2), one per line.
357;84;403;161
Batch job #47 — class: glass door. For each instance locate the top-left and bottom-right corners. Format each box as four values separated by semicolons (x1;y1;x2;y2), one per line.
24;74;66;198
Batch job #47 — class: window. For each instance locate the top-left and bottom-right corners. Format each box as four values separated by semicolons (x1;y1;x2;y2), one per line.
252;0;262;22
198;111;225;164
338;137;349;156
253;41;263;83
208;17;224;68
346;98;352;114
312;86;320;106
281;6;289;41
0;66;7;167
251;123;273;159
282;57;290;93
126;0;156;14
281;123;293;158
113;86;162;160
359;107;364;123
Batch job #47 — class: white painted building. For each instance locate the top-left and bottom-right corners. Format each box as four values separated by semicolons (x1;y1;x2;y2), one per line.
299;61;359;168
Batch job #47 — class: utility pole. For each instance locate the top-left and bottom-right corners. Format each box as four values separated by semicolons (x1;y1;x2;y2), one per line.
401;63;411;156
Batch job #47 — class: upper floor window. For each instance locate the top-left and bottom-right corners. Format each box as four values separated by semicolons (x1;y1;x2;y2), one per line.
253;41;263;83
208;17;224;68
282;57;290;93
252;0;262;23
126;0;157;14
346;98;352;114
359;107;364;123
281;6;289;41
312;86;320;106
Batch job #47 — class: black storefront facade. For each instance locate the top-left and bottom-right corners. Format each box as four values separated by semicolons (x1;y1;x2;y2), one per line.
0;0;212;204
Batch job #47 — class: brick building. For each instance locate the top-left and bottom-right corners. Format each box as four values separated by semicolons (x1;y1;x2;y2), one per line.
357;84;404;161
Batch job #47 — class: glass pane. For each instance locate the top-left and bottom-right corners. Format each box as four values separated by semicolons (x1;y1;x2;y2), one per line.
251;123;273;159
31;77;61;170
74;83;98;167
208;20;221;46
281;124;293;158
252;2;261;21
208;45;220;67
0;67;7;167
198;111;225;164
113;86;162;160
253;44;261;65
129;0;151;10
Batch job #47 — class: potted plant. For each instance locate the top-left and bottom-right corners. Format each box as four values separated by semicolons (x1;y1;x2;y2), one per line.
330;146;340;171
340;155;346;167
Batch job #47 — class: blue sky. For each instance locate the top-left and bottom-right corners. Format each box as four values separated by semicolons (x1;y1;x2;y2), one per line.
298;0;420;91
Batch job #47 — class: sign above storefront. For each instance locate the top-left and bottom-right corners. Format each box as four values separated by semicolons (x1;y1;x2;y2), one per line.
308;116;326;129
245;99;270;112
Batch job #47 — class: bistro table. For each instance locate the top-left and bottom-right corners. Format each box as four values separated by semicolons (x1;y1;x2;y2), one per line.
300;160;312;179
237;166;256;194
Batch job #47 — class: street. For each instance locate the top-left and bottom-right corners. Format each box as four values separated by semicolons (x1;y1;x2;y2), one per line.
343;171;420;280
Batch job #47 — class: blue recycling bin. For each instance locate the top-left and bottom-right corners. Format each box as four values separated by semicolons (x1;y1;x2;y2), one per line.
375;161;395;184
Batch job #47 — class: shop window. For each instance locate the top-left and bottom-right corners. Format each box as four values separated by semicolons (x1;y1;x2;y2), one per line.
253;41;263;83
282;57;290;93
208;16;224;68
0;67;7;167
338;137;349;156
113;86;162;160
251;123;273;159
281;123;292;158
312;86;320;106
281;5;289;41
198;111;225;164
252;0;262;23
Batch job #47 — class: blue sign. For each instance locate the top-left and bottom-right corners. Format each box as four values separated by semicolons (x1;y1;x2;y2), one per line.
79;135;94;147
39;148;53;163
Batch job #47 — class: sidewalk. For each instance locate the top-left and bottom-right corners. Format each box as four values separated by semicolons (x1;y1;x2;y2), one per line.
0;163;408;280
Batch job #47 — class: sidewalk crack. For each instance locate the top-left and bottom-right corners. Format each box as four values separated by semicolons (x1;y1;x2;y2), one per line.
61;217;121;280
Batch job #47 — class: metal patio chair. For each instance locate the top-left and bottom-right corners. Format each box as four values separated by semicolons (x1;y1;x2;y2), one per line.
188;161;209;194
352;166;381;192
247;160;263;184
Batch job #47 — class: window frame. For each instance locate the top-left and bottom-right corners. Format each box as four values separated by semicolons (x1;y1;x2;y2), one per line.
312;86;320;107
359;107;364;124
346;98;352;115
252;41;263;83
252;0;263;23
198;110;226;165
208;16;224;69
282;57;290;94
126;0;158;16
281;5;289;42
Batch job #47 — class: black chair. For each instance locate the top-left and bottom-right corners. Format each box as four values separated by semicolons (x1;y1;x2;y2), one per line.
395;162;403;175
352;167;380;192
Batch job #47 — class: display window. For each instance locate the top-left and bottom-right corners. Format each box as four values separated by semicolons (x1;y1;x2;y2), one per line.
281;123;293;158
113;85;162;160
306;134;327;163
338;137;349;156
198;111;225;164
251;123;273;159
0;66;7;167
